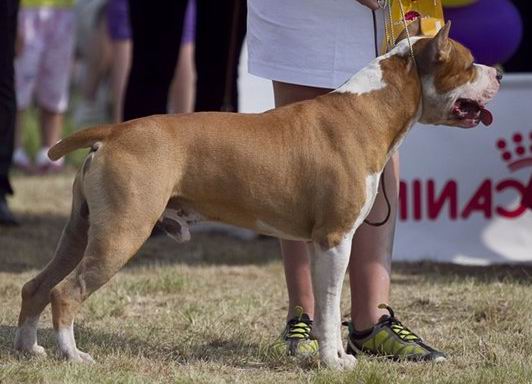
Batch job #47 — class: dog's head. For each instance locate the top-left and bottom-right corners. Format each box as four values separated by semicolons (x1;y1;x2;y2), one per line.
399;20;501;128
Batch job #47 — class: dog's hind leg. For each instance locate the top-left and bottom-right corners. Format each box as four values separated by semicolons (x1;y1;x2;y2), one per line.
49;198;163;362
15;175;89;357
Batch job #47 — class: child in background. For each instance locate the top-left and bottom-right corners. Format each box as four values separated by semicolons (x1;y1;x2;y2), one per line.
13;0;76;174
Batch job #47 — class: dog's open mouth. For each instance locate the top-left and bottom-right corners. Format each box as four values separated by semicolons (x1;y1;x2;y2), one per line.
451;98;493;127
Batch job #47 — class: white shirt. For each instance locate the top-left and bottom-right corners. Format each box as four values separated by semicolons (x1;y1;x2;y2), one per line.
247;0;384;89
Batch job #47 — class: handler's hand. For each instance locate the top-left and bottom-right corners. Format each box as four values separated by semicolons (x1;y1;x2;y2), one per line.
356;0;381;10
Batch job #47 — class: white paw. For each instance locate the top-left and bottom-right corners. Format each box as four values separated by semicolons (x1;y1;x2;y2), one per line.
15;332;47;357
77;350;95;363
320;351;357;370
63;349;95;364
15;343;48;357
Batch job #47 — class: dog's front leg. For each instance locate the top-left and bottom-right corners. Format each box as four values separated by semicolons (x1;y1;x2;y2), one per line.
310;236;356;370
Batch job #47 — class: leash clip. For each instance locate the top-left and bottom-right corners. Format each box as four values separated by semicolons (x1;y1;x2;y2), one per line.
377;0;388;9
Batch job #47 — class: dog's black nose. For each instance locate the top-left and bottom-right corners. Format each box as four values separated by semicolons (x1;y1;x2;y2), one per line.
496;68;504;82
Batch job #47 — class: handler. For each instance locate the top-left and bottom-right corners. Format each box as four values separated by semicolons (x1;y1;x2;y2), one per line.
247;0;446;361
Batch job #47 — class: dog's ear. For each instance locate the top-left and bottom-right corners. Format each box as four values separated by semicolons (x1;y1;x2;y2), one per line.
431;21;452;62
395;18;422;44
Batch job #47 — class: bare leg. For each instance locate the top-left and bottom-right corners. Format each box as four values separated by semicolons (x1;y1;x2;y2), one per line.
349;153;399;330
272;81;331;319
109;39;131;123
80;15;112;103
169;42;196;114
39;108;63;148
280;240;315;319
310;235;356;369
14;110;25;149
13;110;33;172
15;175;88;356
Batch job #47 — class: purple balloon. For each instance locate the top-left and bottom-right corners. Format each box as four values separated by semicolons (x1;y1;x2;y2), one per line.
444;0;523;66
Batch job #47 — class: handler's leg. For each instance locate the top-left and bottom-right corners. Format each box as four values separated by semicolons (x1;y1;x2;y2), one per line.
273;81;332;320
347;156;446;361
348;154;399;330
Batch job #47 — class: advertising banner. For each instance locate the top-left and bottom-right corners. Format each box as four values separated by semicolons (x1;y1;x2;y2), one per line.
396;74;532;264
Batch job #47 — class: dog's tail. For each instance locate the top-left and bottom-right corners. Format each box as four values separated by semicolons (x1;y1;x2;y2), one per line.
48;125;112;161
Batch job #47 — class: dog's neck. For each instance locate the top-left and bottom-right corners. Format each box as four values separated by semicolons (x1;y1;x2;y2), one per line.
317;44;423;172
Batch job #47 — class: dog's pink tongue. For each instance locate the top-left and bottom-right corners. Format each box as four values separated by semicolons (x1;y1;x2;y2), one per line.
480;108;493;126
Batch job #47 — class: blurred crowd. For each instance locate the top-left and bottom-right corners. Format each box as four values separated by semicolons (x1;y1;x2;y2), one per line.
1;0;246;225
13;0;246;175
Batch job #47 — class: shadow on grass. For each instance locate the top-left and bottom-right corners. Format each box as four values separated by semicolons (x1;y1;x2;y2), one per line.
1;212;530;285
0;324;264;367
0;212;281;273
392;261;532;285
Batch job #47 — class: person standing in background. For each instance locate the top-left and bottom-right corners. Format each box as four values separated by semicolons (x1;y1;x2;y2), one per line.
106;0;132;123
194;0;246;112
123;0;245;120
122;1;188;121
13;0;76;174
109;0;196;120
0;0;20;225
168;0;197;114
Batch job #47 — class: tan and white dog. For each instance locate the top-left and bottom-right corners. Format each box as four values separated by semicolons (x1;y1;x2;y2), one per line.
15;22;500;368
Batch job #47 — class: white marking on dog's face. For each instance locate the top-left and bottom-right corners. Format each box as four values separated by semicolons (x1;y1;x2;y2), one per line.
334;38;424;95
449;64;500;107
419;60;500;127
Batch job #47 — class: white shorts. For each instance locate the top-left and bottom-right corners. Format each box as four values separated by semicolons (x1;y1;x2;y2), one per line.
247;0;384;89
15;8;75;113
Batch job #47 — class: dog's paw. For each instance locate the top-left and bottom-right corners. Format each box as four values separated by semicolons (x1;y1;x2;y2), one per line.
320;351;357;370
15;343;48;357
63;349;95;364
14;335;48;358
77;350;95;364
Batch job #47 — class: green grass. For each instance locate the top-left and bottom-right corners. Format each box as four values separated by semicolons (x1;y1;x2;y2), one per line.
1;172;531;384
4;102;532;383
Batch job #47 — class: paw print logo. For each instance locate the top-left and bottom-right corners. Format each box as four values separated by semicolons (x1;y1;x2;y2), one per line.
496;131;532;172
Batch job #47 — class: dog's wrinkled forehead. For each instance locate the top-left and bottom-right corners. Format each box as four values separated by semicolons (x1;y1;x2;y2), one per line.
396;19;476;94
399;20;478;94
424;40;477;94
